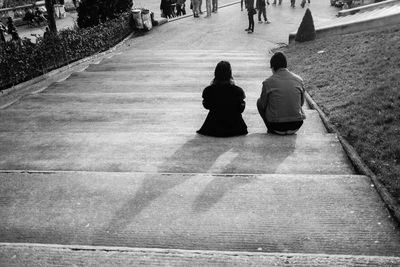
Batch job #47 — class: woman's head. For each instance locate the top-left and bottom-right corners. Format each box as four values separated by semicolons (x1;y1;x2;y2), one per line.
214;61;233;83
270;52;287;72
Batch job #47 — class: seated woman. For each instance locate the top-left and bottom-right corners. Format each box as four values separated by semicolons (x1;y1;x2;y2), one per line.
197;61;248;137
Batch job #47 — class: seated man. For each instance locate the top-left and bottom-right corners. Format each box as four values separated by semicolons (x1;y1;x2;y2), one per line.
257;52;306;135
34;7;47;26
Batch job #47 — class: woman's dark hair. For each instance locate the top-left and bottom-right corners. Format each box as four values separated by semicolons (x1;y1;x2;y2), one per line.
270;52;287;71
213;61;234;84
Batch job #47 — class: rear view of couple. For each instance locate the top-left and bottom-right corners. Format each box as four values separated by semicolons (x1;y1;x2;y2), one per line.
197;52;306;137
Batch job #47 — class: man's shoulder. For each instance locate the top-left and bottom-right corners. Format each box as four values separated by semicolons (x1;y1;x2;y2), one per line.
287;70;303;83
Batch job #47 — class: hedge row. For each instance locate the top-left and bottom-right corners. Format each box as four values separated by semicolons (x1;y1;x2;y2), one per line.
0;12;133;91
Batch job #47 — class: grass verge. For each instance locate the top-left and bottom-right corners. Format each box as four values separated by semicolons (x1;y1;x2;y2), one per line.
280;24;400;205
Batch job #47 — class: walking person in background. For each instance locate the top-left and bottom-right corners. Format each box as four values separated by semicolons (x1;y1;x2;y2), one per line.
192;0;200;17
300;0;310;8
245;0;256;33
212;0;218;12
205;0;212;16
197;61;248;137
257;52;306;135
176;0;186;16
199;0;203;13
290;0;296;7
256;0;270;24
160;0;173;18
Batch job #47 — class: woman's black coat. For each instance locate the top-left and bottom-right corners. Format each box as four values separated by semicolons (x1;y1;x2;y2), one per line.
197;83;248;137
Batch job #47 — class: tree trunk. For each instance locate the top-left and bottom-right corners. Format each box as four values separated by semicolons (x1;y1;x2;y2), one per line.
45;0;57;33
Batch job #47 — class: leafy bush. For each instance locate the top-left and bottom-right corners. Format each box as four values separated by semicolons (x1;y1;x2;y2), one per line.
0;12;133;90
77;0;133;28
295;8;316;42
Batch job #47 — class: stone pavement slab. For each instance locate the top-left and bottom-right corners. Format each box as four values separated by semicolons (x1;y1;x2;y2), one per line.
1;172;399;255
0;109;326;134
2;244;400;266
0;132;353;174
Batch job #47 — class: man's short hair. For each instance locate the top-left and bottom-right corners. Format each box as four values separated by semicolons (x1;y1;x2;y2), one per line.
270;52;287;71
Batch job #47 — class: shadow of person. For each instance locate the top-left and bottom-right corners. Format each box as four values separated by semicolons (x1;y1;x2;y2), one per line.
93;134;234;246
93;132;298;247
192;133;298;213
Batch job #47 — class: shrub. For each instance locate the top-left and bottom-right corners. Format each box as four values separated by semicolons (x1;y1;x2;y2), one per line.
0;12;133;90
295;8;316;42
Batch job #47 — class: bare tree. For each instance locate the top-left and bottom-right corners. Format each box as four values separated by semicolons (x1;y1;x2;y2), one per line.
45;0;57;33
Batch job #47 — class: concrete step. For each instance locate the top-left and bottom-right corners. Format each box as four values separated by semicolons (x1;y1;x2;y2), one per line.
41;80;265;94
66;70;265;82
0;132;353;174
0;172;399;255
0;109;326;134
7;92;298;111
85;62;268;72
1;244;400;266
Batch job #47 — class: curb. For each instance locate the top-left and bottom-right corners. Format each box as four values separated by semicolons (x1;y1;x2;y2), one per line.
305;91;400;224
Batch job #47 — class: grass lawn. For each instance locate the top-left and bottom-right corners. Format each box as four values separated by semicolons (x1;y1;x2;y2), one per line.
280;24;400;205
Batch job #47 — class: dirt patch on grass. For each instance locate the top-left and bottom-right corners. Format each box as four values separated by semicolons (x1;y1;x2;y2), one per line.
280;24;400;204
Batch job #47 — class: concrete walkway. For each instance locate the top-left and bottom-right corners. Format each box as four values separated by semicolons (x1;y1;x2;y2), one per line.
1;2;400;266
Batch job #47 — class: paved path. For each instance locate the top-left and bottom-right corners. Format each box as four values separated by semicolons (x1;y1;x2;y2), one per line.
1;2;400;265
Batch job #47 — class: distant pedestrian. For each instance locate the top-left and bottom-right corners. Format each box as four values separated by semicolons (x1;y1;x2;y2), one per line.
192;0;200;17
290;0;295;7
212;0;218;12
7;17;16;35
256;0;270;23
241;0;245;10
205;0;212;16
272;0;282;5
176;0;186;16
199;0;203;13
245;0;256;33
300;0;310;8
257;52;306;135
160;0;173;18
197;61;248;137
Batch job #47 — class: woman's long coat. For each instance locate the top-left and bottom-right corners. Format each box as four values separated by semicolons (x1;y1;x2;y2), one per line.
197;83;248;137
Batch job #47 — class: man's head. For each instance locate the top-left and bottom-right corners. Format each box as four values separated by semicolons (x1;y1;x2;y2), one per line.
270;52;287;72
